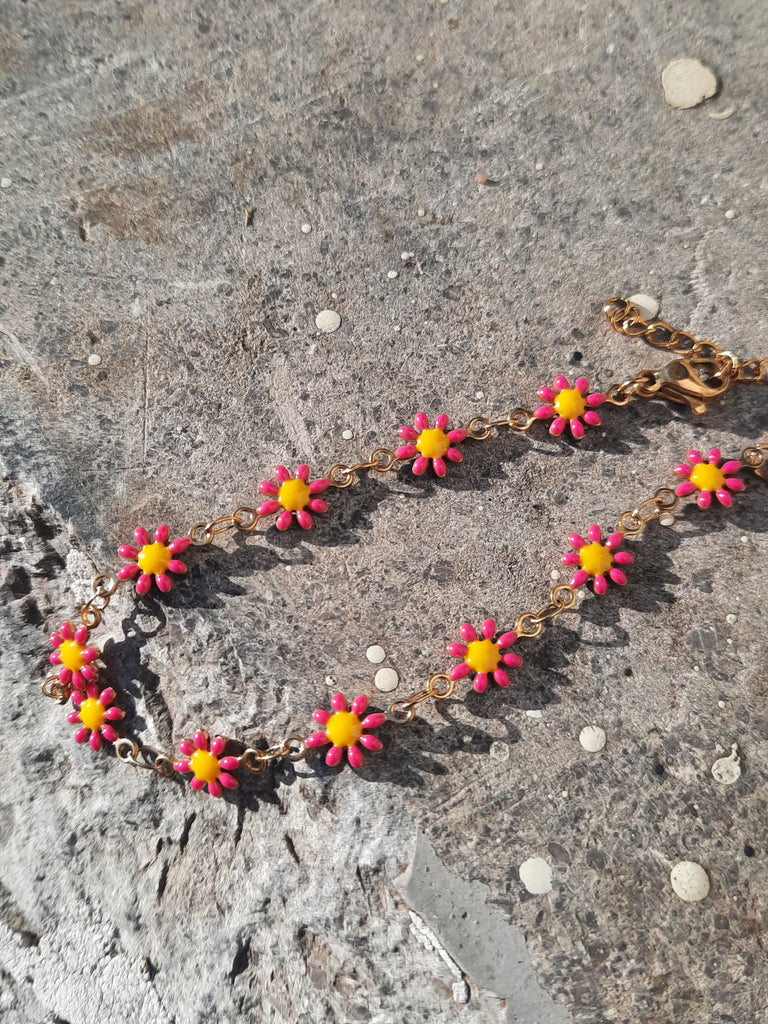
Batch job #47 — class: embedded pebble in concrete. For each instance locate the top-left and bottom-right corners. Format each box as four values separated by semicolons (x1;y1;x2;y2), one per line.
387;270;399;279
709;107;734;120
341;429;354;440
662;58;718;109
315;309;341;333
725;209;736;220
711;743;741;784
519;857;553;895
0;177;12;189
87;353;102;366
670;861;710;902
374;667;399;691
579;725;607;753
300;222;312;233
366;644;386;664
489;740;510;762
628;292;660;320
526;709;542;720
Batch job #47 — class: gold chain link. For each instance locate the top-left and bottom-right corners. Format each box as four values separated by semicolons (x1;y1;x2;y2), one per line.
388;673;455;724
189;507;262;547
114;738;176;778
618;487;681;538
80;572;121;628
238;734;307;772
514;584;578;638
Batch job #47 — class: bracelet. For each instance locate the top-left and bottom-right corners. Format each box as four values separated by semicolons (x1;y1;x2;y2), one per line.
42;296;768;799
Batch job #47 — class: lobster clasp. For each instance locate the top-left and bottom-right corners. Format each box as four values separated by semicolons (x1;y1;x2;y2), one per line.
653;356;732;415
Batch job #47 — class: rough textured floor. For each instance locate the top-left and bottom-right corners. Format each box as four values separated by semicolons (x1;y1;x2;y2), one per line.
1;2;767;1022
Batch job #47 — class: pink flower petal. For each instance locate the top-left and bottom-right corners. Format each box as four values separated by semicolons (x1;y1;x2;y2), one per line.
67;710;80;724
412;456;429;476
569;419;585;440
586;393;606;407
71;690;84;706
89;731;102;752
135;573;152;595
697;491;712;509
707;448;721;464
134;527;150;546
99;687;115;705
210;737;226;757
104;707;123;721
275;510;293;531
49;652;62;666
359;734;383;751
448;642;468;658
80;666;97;682
587;524;602;542
569;533;587;550
259;480;280;496
593;575;608;596
687;450;702;465
314;709;332;725
447;429;467;443
494;669;510;687
361;713;386;729
258;499;281;515
154;525;170;544
219;772;238;790
435;413;449;430
60;622;73;640
85;682;99;700
309;478;329;494
674;464;692;477
562;552;580;566
190;777;204;791
609;568;627;585
553;375;569;391
497;631;517;648
296;464;310;481
74;726;89;744
274;465;291;483
725;478;745;491
156;574;173;593
331;693;348;713
170;537;190;554
537;387;556;401
295;509;313;530
347;745;364;769
432;457;447;477
502;652;523;668
100;724;118;743
207;779;222;798
481;619;496;640
308;498;328;513
325;745;344;767
549;416;566;437
605;532;624;550
351;695;369;716
396;445;418;459
446;448;463;463
715;489;732;507
118;564;140;580
399;425;419;441
194;731;208;750
168;559;187;574
533;405;555;420
179;739;195;756
49;632;63;648
219;757;239;771
118;544;138;559
174;760;191;773
571;570;589;588
675;481;697;496
460;623;478;641
613;551;634;565
722;461;741;474
74;626;88;645
450;663;472;680
583;411;601;427
473;675;489;694
305;732;330;748
414;412;429;431
574;377;588;393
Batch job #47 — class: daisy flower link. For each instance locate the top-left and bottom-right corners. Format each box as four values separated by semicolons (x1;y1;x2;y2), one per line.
48;621;99;691
562;524;633;596
305;693;386;768
118;524;190;595
174;731;240;798
396;412;467;477
673;448;744;509
448;618;522;694
67;684;124;752
533;376;606;440
257;465;330;530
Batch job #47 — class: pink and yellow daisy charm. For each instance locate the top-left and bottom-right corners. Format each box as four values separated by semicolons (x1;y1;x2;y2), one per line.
447;618;522;693
305;693;386;768
67;684;124;752
257;465;330;530
49;621;99;691
673;448;744;509
118;525;190;595
174;731;240;798
562;525;633;595
396;412;467;477
534;376;606;439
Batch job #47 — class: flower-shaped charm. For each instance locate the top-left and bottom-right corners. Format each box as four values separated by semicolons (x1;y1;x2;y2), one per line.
67;684;124;751
562;525;633;595
257;465;330;530
448;619;522;693
118;525;190;595
174;731;240;798
396;412;467;477
674;448;744;509
49;621;99;691
534;376;606;439
305;693;386;768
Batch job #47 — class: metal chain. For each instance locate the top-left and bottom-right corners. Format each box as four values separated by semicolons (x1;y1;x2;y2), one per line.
80;572;121;628
515;584;578;638
189;507;262;547
618;488;681;538
114;738;176;778
238;735;307;772
327;448;400;489
387;674;456;724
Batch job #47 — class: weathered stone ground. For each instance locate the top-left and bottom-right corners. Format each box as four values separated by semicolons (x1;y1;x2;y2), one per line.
1;1;767;1022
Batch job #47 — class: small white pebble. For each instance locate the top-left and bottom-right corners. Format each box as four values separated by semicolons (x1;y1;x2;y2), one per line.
526;709;542;720
550;569;561;581
393;325;401;332
519;857;552;895
475;390;484;399
489;740;510;762
401;251;414;261
628;292;660;320
415;54;425;63
725;209;736;220
375;667;399;692
341;429;354;441
662;58;718;109
709;107;734;120
87;353;102;366
366;645;386;664
387;270;399;279
741;536;748;544
718;700;726;709
660;514;675;526
325;675;336;687
670;860;710;902
535;162;544;171
606;43;615;55
726;613;737;625
726;637;733;645
315;309;341;334
711;743;741;785
579;725;607;753
0;177;12;189
417;207;426;217
301;223;312;234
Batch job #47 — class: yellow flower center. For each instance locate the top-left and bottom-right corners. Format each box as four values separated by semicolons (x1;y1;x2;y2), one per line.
416;428;450;460
59;640;86;672
689;463;725;493
190;749;221;784
137;542;172;576
553;389;586;420
464;638;501;674
278;479;311;511
79;698;106;732
579;542;614;577
325;712;363;748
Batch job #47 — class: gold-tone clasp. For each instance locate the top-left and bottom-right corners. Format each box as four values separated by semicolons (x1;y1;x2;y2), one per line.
648;357;733;415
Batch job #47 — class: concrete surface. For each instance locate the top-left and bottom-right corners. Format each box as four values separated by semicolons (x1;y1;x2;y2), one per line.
1;1;767;1022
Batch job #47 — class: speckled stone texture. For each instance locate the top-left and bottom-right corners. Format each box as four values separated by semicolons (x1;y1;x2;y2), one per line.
1;1;767;1022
